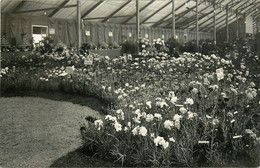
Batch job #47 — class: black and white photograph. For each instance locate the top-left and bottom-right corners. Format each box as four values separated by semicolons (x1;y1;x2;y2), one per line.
0;0;260;167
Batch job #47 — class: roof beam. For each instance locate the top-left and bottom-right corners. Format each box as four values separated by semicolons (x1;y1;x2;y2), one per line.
12;0;26;13
122;0;156;24
83;14;133;20
157;10;191;27
164;10;196;27
191;10;222;31
48;0;69;17
81;0;104;19
196;0;244;16
249;5;260;17
181;10;214;29
102;0;131;22
215;3;254;31
14;4;76;14
198;0;245;31
200;12;229;31
152;0;188;27
183;0;225;29
140;1;172;24
216;15;236;30
216;3;258;30
239;1;256;12
164;1;205;27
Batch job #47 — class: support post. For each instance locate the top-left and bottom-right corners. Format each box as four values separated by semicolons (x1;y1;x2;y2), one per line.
213;0;216;46
196;0;199;49
257;19;259;34
136;0;140;54
172;0;175;39
77;0;81;55
236;9;239;39
0;0;1;97
244;13;246;39
226;5;229;43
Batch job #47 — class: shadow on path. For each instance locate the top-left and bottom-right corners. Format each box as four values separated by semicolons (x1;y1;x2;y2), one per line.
50;147;117;167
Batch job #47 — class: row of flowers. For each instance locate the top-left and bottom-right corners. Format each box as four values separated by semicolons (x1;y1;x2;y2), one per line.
1;49;260;166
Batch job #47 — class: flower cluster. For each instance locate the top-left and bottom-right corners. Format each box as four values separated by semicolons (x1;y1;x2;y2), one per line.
2;48;259;167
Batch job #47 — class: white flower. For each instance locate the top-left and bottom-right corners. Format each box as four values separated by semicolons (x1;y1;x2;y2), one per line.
108;87;111;92
179;107;187;114
114;122;122;132
105;115;117;122
146;101;152;109
192;88;198;94
116;109;125;120
150;133;155;138
212;118;219;125
139;126;148;136
124;127;129;132
154;136;169;149
118;95;123;100
184;98;194;105
94;119;103;130
161;141;169;149
160;101;168;108
173;114;182;121
187;111;197;119
154;136;164;146
169;137;175;143
164;120;174;130
146;114;154;122
125;83;129;87
250;82;255;87
134;109;141;115
170;96;178;104
133;116;141;123
175;117;182;127
116;109;123;114
132;126;139;135
168;91;175;98
154;113;162;120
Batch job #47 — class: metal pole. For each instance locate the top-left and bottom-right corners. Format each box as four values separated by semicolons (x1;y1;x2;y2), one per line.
77;0;81;55
136;0;140;54
196;0;199;49
244;13;246;39
0;0;2;97
226;5;229;43
256;19;259;33
236;9;239;39
172;0;175;39
213;0;216;46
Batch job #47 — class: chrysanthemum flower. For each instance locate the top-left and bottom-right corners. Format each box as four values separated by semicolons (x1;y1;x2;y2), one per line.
146;114;154;122
169;137;175;142
164;120;174;130
154;113;162;120
139;126;148;136
114;122;122;132
94;119;103;130
184;98;194;105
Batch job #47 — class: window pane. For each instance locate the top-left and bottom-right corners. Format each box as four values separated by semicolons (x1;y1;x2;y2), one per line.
41;28;47;34
33;27;42;34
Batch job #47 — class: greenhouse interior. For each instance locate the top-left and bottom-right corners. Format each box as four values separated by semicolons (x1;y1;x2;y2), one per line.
0;0;260;167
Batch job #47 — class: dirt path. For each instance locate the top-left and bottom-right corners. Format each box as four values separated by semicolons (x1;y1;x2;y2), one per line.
0;97;101;168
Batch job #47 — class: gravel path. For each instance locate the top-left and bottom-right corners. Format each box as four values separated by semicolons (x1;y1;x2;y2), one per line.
0;97;101;168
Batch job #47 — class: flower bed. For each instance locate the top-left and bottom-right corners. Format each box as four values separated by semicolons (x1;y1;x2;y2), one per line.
1;49;260;167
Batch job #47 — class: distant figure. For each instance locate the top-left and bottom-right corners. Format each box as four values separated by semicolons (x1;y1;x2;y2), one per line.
173;48;179;58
